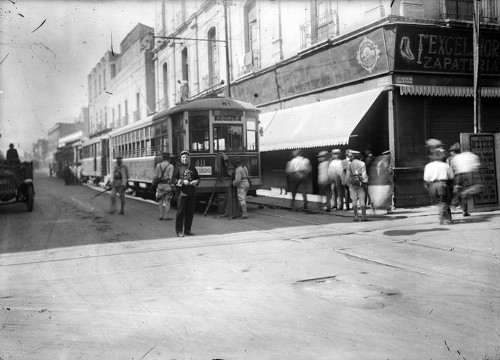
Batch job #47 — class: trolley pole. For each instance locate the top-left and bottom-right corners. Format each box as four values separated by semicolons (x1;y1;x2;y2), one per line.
223;1;232;98
473;0;481;133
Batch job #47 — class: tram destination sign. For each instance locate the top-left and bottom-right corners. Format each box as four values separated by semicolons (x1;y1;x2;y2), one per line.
214;110;241;122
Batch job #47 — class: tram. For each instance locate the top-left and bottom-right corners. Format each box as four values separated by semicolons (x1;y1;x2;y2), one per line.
108;95;262;201
80;133;110;184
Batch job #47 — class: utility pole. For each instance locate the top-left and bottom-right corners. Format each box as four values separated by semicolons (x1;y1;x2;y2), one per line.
473;0;481;133
223;0;232;97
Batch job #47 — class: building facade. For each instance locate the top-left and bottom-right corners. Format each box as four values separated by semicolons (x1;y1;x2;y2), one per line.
153;0;500;207
87;23;156;137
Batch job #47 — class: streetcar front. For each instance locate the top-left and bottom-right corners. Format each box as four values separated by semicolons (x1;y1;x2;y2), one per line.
153;96;261;201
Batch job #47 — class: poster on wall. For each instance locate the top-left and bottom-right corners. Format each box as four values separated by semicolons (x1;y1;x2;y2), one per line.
461;133;500;211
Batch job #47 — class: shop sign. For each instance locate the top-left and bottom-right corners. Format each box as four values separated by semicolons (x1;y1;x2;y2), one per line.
395;25;500;75
231;28;388;105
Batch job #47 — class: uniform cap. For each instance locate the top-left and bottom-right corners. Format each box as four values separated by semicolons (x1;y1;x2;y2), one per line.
331;149;342;154
180;150;190;157
317;150;329;157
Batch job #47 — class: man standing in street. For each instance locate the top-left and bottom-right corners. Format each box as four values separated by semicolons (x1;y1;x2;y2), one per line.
173;150;200;237
232;158;250;219
423;148;455;225
328;149;346;210
346;150;369;221
285;149;312;210
317;150;332;212
110;156;129;215
154;152;175;221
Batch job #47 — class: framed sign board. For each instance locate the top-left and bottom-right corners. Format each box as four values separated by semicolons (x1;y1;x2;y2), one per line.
460;133;500;211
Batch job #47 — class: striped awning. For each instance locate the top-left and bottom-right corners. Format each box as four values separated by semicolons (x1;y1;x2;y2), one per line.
399;85;500;97
259;87;385;152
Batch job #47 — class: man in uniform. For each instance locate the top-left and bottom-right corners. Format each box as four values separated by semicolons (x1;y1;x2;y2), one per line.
172;150;200;237
110;156;129;215
345;150;369;221
154;152;175;220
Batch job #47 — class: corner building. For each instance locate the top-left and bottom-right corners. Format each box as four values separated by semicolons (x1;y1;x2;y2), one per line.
153;0;500;207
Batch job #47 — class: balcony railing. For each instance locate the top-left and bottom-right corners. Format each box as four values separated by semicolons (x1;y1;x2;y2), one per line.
300;10;338;50
440;0;498;22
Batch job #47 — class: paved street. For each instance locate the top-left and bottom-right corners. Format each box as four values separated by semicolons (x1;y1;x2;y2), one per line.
1;172;500;359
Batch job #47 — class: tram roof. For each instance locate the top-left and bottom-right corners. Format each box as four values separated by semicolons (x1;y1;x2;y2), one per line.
153;96;260;120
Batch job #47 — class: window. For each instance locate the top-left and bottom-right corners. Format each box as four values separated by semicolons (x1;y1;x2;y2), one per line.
189;113;210;152
118;104;121;127
182;48;189;83
110;63;116;78
213;124;243;152
136;93;140;120
441;0;497;22
125;100;129;125
207;27;218;87
246;117;258;151
244;0;259;70
162;63;169;109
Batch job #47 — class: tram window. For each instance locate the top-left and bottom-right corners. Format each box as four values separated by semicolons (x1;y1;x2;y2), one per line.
247;118;257;151
213;124;243;151
189;114;209;152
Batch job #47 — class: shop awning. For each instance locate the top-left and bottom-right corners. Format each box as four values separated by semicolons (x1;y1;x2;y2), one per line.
259;87;385;152
399;85;500;97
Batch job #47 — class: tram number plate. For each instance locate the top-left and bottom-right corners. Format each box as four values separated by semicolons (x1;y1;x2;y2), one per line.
196;166;212;176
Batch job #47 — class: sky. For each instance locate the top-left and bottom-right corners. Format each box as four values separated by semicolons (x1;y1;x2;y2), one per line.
0;0;158;156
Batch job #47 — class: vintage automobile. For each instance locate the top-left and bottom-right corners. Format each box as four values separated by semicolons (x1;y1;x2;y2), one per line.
0;160;35;211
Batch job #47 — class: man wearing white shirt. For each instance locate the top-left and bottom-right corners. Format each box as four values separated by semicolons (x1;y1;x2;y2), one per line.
424;149;455;224
286;149;312;210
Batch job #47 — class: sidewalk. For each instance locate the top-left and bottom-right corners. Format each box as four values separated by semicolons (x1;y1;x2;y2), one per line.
250;189;484;219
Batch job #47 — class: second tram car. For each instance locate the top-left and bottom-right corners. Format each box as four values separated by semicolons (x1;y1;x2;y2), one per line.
80;133;110;184
109;96;262;202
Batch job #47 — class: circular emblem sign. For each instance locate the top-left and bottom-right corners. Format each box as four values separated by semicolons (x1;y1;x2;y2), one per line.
356;36;380;73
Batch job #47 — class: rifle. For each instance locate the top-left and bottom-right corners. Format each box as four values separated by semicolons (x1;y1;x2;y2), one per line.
203;176;219;216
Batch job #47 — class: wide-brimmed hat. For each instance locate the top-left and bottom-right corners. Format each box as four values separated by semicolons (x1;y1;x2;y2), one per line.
180;150;190;157
449;142;461;152
426;138;443;148
348;150;361;158
331;149;342;154
317;150;329;158
381;150;391;155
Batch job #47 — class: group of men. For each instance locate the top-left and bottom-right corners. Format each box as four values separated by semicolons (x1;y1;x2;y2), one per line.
286;147;394;222
108;150;200;238
423;139;480;225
